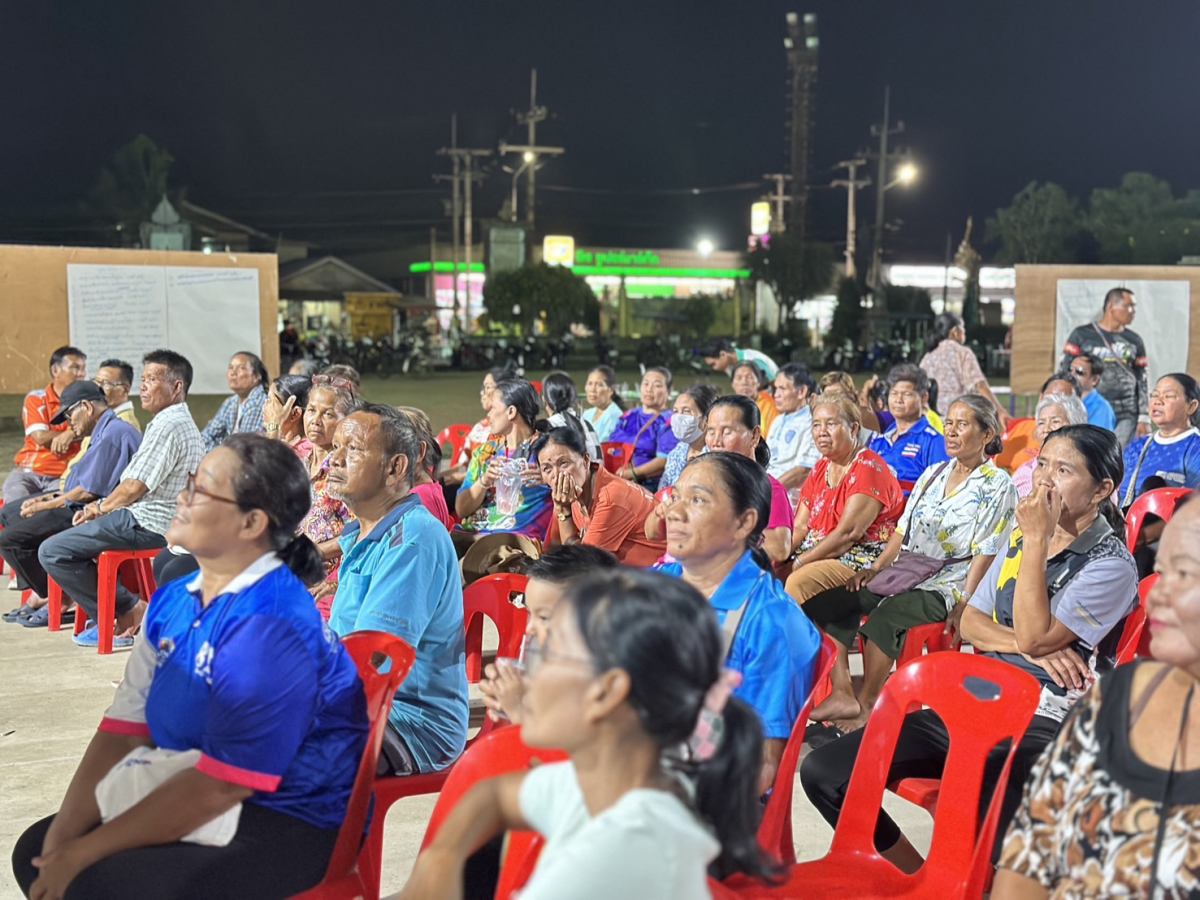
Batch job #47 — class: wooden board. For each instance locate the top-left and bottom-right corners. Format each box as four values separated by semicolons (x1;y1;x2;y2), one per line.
1013;264;1200;395
0;245;278;395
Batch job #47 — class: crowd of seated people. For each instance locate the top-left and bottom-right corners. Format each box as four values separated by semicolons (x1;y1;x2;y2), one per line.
9;337;1200;900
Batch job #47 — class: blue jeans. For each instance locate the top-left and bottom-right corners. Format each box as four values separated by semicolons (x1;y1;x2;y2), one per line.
38;509;166;621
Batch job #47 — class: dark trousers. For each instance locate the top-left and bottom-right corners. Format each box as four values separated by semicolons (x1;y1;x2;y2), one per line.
800;708;1062;858
37;509;166;620
0;499;75;595
153;550;201;588
12;804;339;900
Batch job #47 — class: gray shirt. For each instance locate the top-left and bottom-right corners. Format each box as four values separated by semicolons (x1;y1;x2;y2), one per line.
120;402;204;534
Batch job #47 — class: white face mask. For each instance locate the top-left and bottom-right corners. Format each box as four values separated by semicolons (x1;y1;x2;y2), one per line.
671;413;702;443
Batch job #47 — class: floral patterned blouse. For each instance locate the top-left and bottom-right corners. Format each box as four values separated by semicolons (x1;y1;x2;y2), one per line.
919;338;986;416
300;455;354;575
797;448;904;570
999;662;1200;898
895;459;1017;611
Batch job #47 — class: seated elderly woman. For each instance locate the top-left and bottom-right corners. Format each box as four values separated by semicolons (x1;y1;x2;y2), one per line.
784;393;905;605
657;452;821;794
1012;393;1088;498
802;424;1138;873
400;569;781;898
644;394;795;563
1119;372;1200;507
993;493;1200;898
12;435;368;899
730;359;779;436
455;377;553;544
536;424;666;567
200;351;270;451
607;366;678;491
261;374;312;456
804;394;1017;730
868;363;949;493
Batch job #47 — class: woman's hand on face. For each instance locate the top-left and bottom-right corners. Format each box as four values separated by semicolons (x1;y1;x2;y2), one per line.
29;839;91;900
265;394;296;429
552;471;581;508
1015;484;1061;546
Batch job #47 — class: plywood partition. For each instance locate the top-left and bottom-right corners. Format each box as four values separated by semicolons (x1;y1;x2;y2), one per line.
1013;264;1200;396
0;244;278;395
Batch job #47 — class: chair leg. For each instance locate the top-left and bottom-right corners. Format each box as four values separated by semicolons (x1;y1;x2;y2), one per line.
48;578;62;631
96;556;117;655
74;604;88;635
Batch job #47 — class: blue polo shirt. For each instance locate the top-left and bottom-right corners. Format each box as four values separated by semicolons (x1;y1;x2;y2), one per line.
67;408;143;500
869;416;949;491
1082;390;1117;431
330;494;467;773
658;551;820;739
100;555;369;830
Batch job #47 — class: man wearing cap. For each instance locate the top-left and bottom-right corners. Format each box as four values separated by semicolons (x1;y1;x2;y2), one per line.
39;349;203;649
0;381;143;626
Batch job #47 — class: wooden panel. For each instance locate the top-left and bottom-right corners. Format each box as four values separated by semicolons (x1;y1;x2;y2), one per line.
0;245;278;394
1013;264;1200;396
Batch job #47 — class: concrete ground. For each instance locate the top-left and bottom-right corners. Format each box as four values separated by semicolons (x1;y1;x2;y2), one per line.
0;618;933;899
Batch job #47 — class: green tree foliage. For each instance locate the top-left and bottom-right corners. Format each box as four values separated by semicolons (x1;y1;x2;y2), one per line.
745;234;835;329
1087;172;1200;264
679;293;719;340
84;134;176;234
483;263;600;335
984;182;1082;264
828;276;863;348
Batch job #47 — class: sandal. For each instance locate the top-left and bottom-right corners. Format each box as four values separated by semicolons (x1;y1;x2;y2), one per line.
2;606;34;623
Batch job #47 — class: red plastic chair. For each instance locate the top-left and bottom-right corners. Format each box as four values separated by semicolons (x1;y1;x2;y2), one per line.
759;634;838;864
292;631;416;900
416;727;568;899
94;549;160;654
897;621;958;668
358;573;530;897
436;423;474;469
600;441;634;475
722;654;1041;899
1125;487;1191;555
1116;574;1158;665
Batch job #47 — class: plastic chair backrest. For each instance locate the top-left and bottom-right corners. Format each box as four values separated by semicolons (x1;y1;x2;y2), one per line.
437;423;474;469
758;633;838;863
418;727;568;899
1125;487;1191;555
601;441;634;475
896;621;958;668
1117;574;1158;665
828;654;1040;894
993;418;1035;473
464;573;529;743
310;631;415;892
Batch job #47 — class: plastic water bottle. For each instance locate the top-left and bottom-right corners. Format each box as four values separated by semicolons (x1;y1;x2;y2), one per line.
494;457;525;517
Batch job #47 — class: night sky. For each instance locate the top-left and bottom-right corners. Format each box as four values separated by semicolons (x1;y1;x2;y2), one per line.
3;0;1198;262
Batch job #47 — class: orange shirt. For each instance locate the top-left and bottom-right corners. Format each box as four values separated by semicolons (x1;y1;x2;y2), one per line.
13;384;80;477
756;390;780;436
553;464;666;567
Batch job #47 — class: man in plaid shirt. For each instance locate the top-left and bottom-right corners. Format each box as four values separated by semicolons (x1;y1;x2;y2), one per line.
40;349;203;649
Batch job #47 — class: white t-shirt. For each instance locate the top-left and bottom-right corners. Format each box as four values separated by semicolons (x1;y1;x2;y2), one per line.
765;406;820;480
517;761;719;900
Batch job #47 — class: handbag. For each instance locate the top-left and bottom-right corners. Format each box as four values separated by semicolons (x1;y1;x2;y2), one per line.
869;462;967;598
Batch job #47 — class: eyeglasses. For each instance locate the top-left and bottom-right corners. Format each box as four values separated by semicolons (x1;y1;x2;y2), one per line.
523;636;595;678
182;473;241;509
1069;367;1090;378
94;379;128;390
313;374;355;390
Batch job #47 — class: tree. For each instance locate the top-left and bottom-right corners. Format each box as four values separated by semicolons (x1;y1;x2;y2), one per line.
679;293;719;340
1087;172;1200;264
483;263;600;335
83;134;176;239
745;234;835;329
984;181;1081;264
828;276;863;348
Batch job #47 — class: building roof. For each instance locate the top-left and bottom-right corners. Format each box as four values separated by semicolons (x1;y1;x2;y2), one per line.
279;255;400;300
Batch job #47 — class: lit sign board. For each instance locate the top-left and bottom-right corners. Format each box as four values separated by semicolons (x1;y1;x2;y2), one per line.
751;202;771;236
575;249;661;267
543;235;575;268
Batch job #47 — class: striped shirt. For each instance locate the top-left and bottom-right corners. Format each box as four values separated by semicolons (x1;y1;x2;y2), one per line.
201;385;267;451
121;402;204;534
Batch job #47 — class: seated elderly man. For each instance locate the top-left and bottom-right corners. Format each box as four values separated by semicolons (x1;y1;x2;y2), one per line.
766;362;820;490
39;350;203;649
4;346;86;507
0;381;142;626
326;403;467;775
93;358;141;431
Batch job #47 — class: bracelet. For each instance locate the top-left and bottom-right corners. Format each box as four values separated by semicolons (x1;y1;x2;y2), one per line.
556;511;573;521
627;463;639;482
93;501;104;517
264;423;280;434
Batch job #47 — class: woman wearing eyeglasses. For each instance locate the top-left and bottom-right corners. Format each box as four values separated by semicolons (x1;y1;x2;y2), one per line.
12;435;370;900
399;569;781;899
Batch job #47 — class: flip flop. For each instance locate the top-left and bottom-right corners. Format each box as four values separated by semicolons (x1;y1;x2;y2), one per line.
804;722;846;750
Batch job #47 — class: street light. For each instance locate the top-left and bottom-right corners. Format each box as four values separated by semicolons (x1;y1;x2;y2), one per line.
885;161;917;191
697;238;715;257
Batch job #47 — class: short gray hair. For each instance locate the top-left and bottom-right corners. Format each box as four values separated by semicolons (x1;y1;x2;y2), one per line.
1036;392;1089;427
887;362;930;396
946;393;1004;456
357;402;422;489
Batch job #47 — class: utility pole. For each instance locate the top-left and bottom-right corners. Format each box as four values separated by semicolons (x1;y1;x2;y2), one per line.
762;173;793;233
500;68;564;234
832;159;869;280
783;12;819;238
867;85;905;295
435;115;489;332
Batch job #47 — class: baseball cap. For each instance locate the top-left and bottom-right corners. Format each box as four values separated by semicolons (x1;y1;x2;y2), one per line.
50;381;107;424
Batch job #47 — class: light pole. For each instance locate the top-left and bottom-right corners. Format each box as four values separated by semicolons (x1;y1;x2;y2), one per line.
832;159;869;280
506;151;535;223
